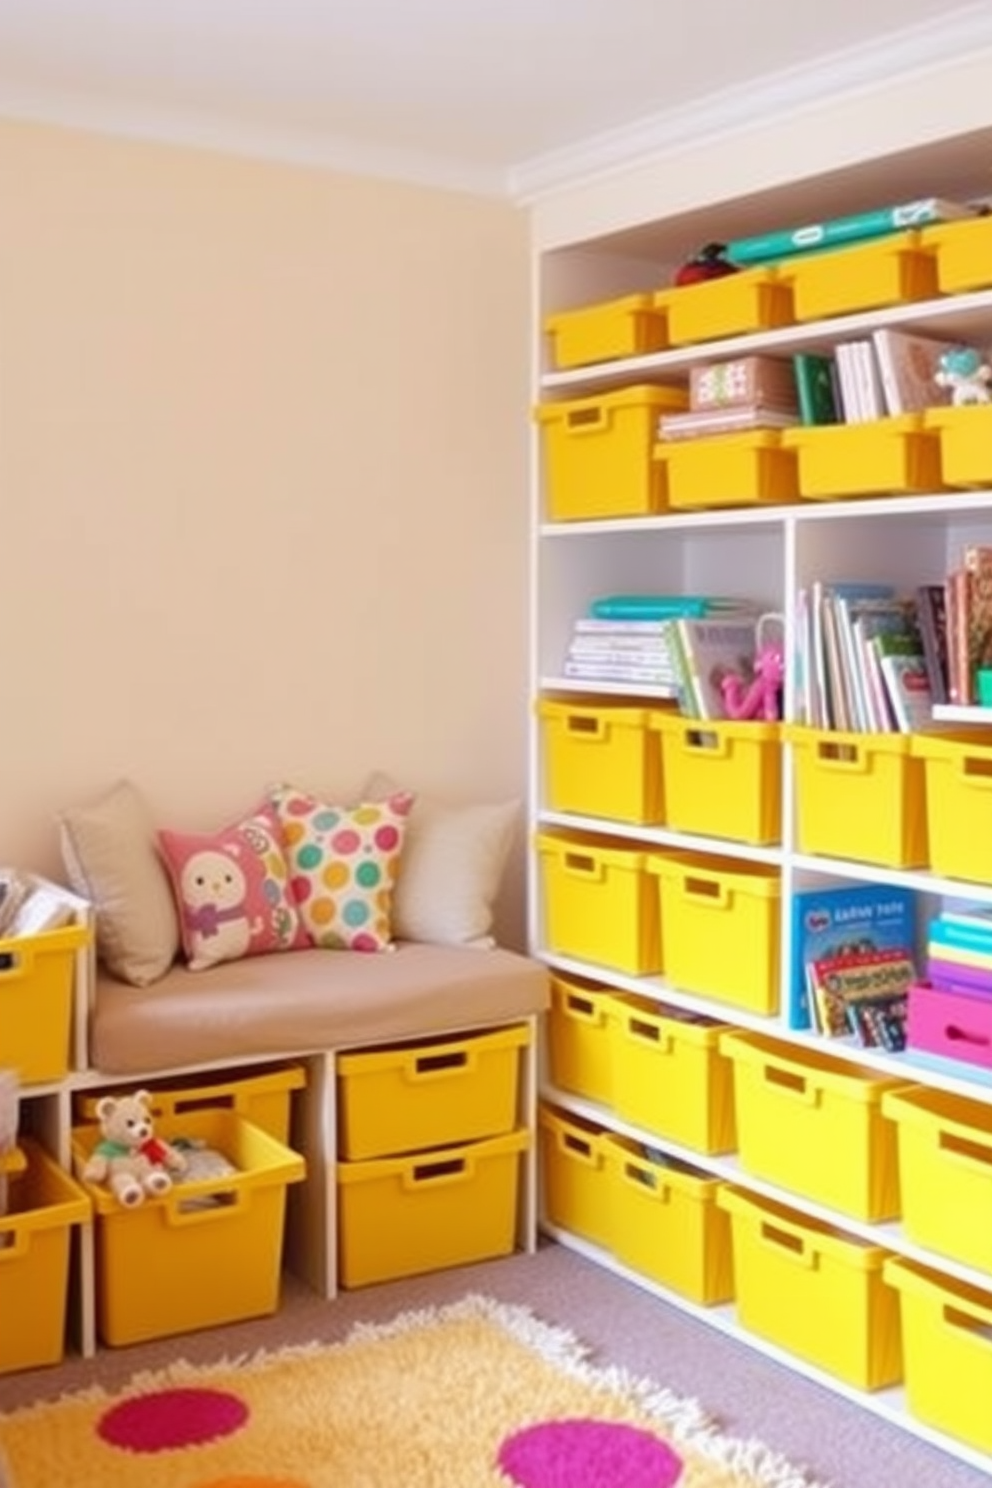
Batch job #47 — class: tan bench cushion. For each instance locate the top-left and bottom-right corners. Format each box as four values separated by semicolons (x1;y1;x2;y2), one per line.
90;942;549;1075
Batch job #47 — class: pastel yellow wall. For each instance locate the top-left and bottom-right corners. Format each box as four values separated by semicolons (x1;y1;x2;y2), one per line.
0;121;531;943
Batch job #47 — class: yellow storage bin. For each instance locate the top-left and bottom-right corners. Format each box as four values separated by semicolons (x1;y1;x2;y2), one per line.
881;1084;992;1274
537;696;670;825
0;922;90;1084
720;1030;906;1221
649;852;781;1015
788;726;928;869
539;1103;612;1249
611;995;736;1154
536;830;662;976
717;1185;902;1390
655;714;782;845
656;266;793;347
337;1128;528;1288
336;1023;529;1160
535;384;688;523
72;1108;305;1346
779;232;938;321
544;292;669;370
884;1256;992;1456
912;730;992;884
546;972;617;1107
76;1062;307;1144
655;430;799;510
921;215;992;294
782;416;943;500
925;404;992;488
0;1139;90;1374
606;1135;733;1304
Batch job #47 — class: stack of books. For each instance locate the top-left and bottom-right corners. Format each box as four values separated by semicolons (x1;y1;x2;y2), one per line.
563;594;760;714
790;327;990;426
925;908;992;998
658;354;800;441
796;579;933;731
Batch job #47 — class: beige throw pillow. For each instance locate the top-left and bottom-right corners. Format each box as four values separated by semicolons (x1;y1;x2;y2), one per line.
363;771;518;947
59;779;180;986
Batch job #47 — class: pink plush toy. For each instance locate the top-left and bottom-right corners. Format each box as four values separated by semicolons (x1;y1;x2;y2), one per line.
720;614;785;722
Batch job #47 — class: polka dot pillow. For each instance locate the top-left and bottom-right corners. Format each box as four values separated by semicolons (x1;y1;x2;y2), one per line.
270;784;413;952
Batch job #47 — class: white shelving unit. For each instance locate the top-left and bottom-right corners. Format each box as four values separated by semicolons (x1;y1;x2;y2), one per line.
529;204;992;1473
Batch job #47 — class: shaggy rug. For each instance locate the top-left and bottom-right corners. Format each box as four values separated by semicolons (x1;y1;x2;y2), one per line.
0;1294;827;1488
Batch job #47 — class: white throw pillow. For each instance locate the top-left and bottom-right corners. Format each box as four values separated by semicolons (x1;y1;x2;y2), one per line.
58;779;180;986
363;771;518;948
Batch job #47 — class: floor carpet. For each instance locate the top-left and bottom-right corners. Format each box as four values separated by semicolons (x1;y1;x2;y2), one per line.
0;1292;830;1488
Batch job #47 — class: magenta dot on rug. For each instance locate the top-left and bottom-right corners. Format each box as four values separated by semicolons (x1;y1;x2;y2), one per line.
97;1388;250;1453
498;1418;684;1487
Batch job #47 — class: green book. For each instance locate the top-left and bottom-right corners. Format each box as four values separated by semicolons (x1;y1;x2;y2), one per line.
793;353;839;426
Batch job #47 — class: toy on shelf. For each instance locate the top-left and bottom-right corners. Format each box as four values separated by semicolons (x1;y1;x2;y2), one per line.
82;1090;187;1208
672;242;739;286
720;613;785;721
933;345;992;405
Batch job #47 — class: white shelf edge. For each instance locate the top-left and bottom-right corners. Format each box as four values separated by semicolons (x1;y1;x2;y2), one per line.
539;289;992;393
540;1222;992;1477
539;949;992;1103
790;853;992;905
537;810;783;866
538;489;992;538
932;704;992;723
538;676;680;701
541;1083;992;1293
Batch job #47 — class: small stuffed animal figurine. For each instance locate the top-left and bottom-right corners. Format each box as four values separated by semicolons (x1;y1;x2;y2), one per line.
720;613;785;722
934;345;992;406
673;242;739;286
82;1090;187;1207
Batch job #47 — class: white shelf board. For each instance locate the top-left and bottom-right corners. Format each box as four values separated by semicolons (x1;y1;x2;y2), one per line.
538;676;680;701
540;948;992;1105
542;1083;992;1292
932;704;992;724
537;809;783;865
540;1222;992;1476
540;289;992;393
790;853;992;905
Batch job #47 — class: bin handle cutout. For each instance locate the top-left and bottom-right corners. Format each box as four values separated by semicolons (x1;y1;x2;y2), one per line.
623;1160;667;1200
682;728;726;758
166;1186;243;1226
626;1016;670;1053
412;1048;471;1080
563;993;600;1025
561;1131;599;1167
565;405;608;434
760;1219;816;1268
939;1128;992;1170
813;739;867;773
565;713;607;740
0;947;33;982
945;1023;990;1050
762;1063;819;1105
562;852;604;881
959;754;992;789
406;1154;471;1189
681;875;729;909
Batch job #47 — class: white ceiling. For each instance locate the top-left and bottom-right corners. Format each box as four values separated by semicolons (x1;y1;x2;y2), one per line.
1;0;991;197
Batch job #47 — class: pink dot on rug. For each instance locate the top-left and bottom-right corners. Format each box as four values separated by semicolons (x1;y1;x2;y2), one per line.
97;1388;249;1453
498;1418;684;1488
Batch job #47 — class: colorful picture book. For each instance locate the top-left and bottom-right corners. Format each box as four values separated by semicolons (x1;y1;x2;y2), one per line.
788;882;916;1030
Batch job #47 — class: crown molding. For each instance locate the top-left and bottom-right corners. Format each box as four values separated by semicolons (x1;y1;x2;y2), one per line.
510;2;992;203
0;84;509;198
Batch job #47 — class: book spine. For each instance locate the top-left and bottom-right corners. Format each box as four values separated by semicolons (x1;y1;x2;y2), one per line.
915;583;950;704
946;568;973;704
590;596;710;620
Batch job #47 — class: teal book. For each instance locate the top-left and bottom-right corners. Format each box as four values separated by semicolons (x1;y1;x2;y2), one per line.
590;594;750;620
793;353;839;425
727;198;975;265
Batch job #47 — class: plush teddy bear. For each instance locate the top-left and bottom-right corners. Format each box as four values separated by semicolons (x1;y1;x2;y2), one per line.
82;1090;187;1207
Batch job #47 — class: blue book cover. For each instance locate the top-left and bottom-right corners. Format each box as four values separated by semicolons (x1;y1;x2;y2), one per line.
788;883;917;1029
